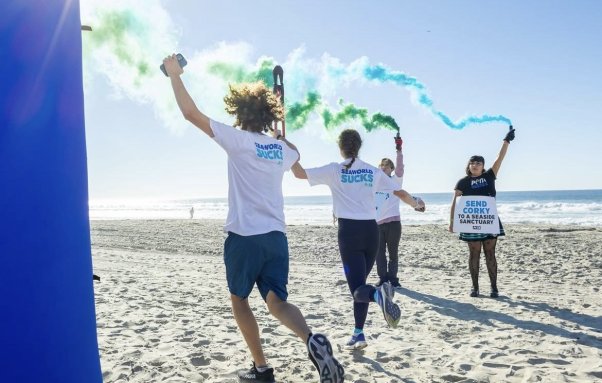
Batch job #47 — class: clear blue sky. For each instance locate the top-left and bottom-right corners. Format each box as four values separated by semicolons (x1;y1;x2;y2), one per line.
81;0;602;200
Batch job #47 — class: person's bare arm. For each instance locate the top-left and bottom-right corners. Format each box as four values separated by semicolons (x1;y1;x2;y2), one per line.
393;189;425;211
291;161;307;179
491;126;515;176
491;140;509;176
163;54;213;137
273;128;299;153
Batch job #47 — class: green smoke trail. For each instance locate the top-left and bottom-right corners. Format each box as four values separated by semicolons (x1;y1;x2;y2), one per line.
285;93;399;132
366;113;400;132
322;101;399;132
323;104;367;129
207;59;275;86
83;10;152;79
285;92;322;131
207;61;400;133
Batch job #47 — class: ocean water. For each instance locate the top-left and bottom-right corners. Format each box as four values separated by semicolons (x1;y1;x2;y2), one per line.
90;189;602;226
90;190;602;226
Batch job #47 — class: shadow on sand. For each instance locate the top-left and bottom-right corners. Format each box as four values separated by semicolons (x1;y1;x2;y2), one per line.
396;287;602;350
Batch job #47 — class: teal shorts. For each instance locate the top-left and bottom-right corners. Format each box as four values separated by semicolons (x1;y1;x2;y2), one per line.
224;231;289;301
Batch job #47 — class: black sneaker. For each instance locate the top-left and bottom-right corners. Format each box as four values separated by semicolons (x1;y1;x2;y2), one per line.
375;279;387;287
390;280;401;288
470;289;479;298
490;289;499;298
238;362;275;382
307;333;345;383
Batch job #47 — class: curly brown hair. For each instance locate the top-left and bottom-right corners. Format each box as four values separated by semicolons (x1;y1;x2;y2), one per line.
338;129;362;169
223;82;284;133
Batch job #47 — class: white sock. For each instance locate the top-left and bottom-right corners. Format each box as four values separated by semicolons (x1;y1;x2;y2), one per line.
256;365;270;373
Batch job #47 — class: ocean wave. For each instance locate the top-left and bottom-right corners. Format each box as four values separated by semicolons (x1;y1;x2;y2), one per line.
89;199;602;226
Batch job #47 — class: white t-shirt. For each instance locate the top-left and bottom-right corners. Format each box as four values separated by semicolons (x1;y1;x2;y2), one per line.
375;174;403;221
305;158;401;220
211;120;299;236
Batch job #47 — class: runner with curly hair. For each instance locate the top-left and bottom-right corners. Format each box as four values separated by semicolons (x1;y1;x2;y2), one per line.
163;54;344;383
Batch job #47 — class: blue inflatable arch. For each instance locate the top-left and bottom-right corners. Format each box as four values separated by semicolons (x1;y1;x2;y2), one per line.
0;1;102;381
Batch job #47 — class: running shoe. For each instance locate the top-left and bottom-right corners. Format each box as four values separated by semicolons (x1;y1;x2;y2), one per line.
237;362;275;382
307;333;345;383
490;289;499;298
376;282;401;328
470;289;479;298
345;332;367;350
383;280;395;298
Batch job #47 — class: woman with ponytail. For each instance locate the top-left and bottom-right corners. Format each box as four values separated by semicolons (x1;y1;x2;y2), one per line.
292;129;425;350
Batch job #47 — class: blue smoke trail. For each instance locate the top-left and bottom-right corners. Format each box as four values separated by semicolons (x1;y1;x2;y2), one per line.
363;64;512;129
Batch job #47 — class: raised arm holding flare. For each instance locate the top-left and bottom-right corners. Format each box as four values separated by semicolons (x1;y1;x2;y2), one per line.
374;134;415;288
163;55;344;383
449;125;516;299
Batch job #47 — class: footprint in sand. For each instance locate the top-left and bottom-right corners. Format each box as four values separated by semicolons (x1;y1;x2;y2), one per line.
527;357;571;365
190;354;211;367
211;352;228;362
192;339;210;347
440;374;466;382
482;362;511;368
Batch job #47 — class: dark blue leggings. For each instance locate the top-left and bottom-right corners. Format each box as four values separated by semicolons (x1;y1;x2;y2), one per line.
338;218;379;329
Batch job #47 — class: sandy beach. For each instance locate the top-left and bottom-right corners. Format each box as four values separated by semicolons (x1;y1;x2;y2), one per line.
91;220;602;383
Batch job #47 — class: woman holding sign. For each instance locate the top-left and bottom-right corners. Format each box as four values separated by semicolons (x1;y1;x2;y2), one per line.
449;127;515;298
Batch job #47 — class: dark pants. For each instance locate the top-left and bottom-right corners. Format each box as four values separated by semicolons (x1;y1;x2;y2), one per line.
338;218;379;330
376;221;401;284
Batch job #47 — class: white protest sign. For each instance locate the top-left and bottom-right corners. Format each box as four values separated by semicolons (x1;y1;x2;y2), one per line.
453;196;500;234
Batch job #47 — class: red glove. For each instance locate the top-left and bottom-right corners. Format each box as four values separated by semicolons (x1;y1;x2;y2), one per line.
394;136;403;151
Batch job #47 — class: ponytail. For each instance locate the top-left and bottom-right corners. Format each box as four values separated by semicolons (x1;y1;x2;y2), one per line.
344;157;356;170
338;129;362;169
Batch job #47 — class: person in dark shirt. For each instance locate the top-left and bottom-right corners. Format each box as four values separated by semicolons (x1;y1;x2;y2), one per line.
449;127;515;298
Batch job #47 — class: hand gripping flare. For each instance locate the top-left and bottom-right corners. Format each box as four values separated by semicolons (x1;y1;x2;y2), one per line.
394;130;403;151
504;125;515;143
272;65;286;137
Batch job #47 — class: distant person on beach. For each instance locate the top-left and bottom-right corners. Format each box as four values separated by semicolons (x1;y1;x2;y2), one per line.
189;206;194;219
449;126;516;299
163;55;343;383
291;129;425;350
374;135;407;288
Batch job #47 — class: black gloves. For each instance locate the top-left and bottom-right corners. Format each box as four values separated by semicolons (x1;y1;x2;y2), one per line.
504;125;515;143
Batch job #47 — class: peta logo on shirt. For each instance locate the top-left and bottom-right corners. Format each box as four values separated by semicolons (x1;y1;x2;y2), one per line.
255;142;283;163
375;191;390;211
471;177;489;189
341;168;373;186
